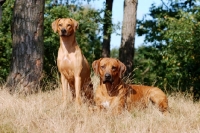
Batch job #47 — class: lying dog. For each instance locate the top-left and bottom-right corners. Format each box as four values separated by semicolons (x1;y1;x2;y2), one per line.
52;18;93;106
92;58;169;115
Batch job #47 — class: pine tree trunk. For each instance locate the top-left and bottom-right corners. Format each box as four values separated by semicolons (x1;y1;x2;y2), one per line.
5;0;44;94
119;0;138;76
102;0;113;57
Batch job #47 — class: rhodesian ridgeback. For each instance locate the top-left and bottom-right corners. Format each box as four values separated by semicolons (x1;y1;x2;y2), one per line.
92;58;169;115
52;18;93;106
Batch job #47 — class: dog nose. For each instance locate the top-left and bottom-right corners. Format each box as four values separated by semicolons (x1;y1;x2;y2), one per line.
105;73;111;79
61;29;66;34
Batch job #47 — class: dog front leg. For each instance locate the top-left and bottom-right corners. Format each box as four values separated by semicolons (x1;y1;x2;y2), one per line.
61;74;69;106
75;76;82;107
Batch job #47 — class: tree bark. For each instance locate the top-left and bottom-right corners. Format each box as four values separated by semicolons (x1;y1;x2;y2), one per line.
119;0;138;76
102;0;113;57
5;0;44;94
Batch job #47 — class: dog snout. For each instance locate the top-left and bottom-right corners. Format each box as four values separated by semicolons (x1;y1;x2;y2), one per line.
103;73;113;83
105;73;111;80
61;29;66;34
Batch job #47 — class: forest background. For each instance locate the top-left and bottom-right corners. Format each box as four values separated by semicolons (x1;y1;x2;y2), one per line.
0;0;200;100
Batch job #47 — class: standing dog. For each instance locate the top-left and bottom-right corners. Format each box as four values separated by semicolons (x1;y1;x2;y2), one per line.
92;58;169;115
52;18;93;106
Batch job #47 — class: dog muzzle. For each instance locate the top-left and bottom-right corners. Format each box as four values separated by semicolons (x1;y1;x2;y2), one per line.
103;73;113;84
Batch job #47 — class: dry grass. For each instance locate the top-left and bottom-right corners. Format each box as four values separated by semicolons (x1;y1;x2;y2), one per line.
0;79;200;133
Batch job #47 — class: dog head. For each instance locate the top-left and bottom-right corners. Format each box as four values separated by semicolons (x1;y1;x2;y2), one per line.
92;58;126;84
51;18;79;36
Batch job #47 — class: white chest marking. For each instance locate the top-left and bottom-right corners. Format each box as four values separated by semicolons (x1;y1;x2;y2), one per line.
101;101;110;108
64;56;67;60
64;56;71;63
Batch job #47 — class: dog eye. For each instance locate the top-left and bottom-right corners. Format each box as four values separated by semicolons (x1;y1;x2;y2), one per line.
112;66;117;71
58;24;62;26
101;66;105;69
67;24;71;27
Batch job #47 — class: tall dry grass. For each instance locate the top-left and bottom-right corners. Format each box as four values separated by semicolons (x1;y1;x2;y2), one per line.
0;77;200;133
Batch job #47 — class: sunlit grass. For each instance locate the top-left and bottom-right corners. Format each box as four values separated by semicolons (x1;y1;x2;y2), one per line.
0;76;200;133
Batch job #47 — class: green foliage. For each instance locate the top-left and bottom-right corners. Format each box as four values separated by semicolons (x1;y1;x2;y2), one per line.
0;0;14;82
110;47;119;58
0;1;104;82
44;3;103;79
134;46;158;86
163;9;200;100
135;0;200;100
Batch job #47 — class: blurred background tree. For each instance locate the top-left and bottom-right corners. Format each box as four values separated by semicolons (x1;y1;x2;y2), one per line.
119;0;138;77
5;0;44;94
102;0;113;57
135;0;200;100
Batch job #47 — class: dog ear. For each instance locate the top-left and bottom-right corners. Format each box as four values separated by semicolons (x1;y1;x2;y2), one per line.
52;18;61;33
92;58;102;76
117;59;126;78
70;18;79;32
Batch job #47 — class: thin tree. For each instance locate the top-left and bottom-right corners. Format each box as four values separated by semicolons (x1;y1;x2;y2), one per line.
119;0;138;76
5;0;44;94
102;0;113;57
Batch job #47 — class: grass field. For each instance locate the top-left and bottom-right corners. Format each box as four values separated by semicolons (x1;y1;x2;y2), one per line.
0;79;200;133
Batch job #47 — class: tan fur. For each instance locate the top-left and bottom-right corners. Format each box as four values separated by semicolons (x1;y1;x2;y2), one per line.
92;58;169;115
52;18;93;106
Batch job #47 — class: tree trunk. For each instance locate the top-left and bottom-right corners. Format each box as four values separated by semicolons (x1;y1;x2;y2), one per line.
5;0;44;94
119;0;138;77
102;0;113;57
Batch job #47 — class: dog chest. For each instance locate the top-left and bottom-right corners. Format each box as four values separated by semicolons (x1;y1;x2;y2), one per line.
57;58;74;78
101;101;110;108
58;59;73;70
